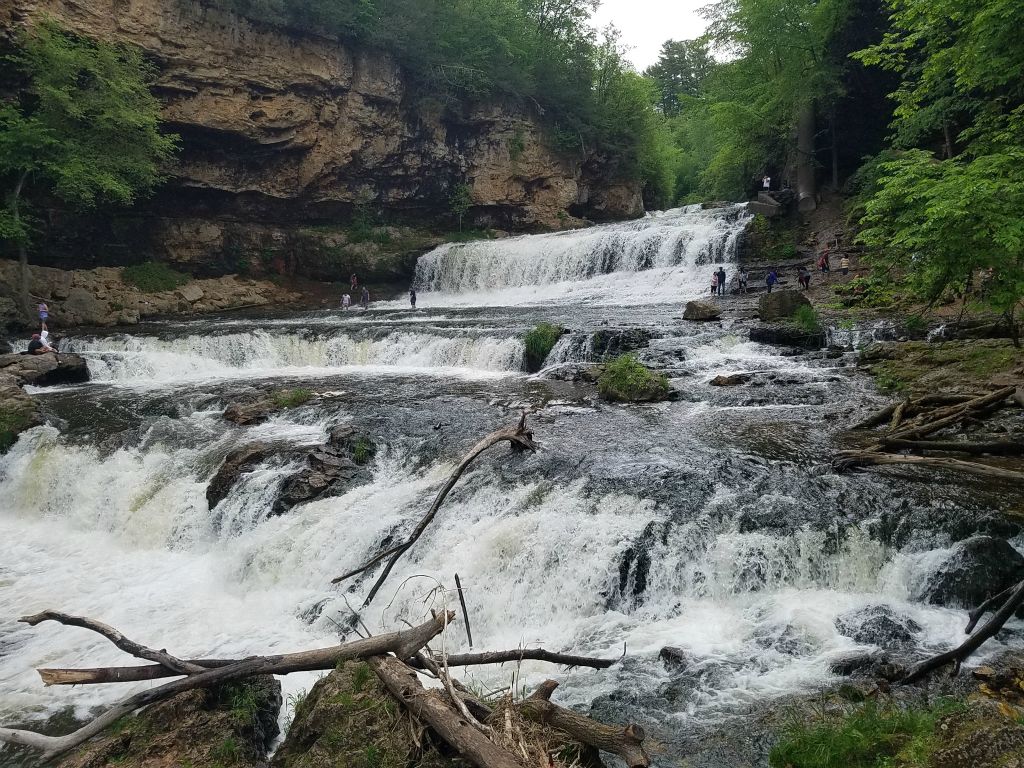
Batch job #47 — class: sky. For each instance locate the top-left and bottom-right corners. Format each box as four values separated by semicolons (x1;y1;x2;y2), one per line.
591;0;709;71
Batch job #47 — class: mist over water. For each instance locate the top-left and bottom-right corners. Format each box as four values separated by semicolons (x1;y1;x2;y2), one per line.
2;205;1021;765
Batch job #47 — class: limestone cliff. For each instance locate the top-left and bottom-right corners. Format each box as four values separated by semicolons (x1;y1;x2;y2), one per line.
3;0;643;282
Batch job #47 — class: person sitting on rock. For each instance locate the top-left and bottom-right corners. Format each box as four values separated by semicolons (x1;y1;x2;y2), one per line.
27;333;54;355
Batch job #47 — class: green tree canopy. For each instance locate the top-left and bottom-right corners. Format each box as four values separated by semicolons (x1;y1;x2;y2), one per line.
1;19;177;314
643;39;715;117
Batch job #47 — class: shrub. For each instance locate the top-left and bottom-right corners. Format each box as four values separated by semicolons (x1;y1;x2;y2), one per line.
791;304;822;333
769;699;959;768
352;435;376;465
598;355;670;403
523;322;565;372
122;262;190;293
271;388;314;409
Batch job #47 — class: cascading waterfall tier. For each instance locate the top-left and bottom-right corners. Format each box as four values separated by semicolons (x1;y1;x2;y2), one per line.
414;204;751;305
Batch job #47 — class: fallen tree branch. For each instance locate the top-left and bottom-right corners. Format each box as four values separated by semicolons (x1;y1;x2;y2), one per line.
336;412;539;607
369;654;525;768
880;438;1024;456
834;452;1024;483
21;611;206;676
2;612;452;759
890;386;1016;441
38;647;616;687
851;402;898;431
518;679;650;768
888;398;910;431
965;583;1019;634
902;579;1024;684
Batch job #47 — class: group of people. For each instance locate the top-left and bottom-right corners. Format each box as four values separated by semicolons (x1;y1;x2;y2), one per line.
711;266;754;295
341;274;371;310
26;301;56;354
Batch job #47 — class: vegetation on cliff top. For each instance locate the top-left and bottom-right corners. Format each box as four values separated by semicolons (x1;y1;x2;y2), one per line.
122;262;190;293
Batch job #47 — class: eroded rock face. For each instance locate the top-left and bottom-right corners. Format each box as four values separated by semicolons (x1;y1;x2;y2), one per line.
6;0;643;280
0;351;89;386
207;443;272;510
0;373;41;453
57;676;281;768
273;426;375;515
917;536;1024;608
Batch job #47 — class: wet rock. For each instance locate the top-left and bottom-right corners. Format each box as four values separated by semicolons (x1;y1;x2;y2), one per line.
57;676;281;768
828;651;899;678
683;300;722;321
659;646;691;671
541;363;602;382
590;328;654;359
272;427;375;515
758;289;810;321
753;624;815;656
748;323;826;349
834;605;921;648
207;442;272;509
223;400;274;425
0;373;42;453
0;352;90;386
272;662;454;768
709;373;750;387
917;536;1024;608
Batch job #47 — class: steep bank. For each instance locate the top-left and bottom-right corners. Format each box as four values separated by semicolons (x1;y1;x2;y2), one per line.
1;0;642;284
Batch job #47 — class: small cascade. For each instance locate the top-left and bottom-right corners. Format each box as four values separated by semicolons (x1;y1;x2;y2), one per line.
61;329;525;383
825;320;901;349
414;205;751;305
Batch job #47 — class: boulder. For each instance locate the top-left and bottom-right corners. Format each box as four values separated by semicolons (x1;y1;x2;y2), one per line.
709;373;751;387
749;323;826;349
62;286;111;326
177;283;205;303
57;676;281;768
590;328;654;358
223;400;274;425
0;352;90;386
916;536;1024;608
829;652;901;680
683;300;722;321
272;426;375;515
659;646;691;671
207;442;272;510
758;289;810;321
0;374;41;453
834;605;921;648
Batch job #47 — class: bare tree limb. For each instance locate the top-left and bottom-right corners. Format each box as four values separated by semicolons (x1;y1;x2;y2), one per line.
335;412;539;607
834;452;1024;483
902;579;1024;684
965;583;1019;634
880;438;1024;456
2;612;452;759
38;647;617;687
20;611;205;676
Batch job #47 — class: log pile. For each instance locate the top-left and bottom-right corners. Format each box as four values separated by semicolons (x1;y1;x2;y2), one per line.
836;386;1024;483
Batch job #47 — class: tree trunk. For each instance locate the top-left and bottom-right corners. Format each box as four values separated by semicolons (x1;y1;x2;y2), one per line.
796;102;817;213
942;121;954;159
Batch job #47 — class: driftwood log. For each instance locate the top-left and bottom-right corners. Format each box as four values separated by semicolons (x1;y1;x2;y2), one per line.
0;611;451;759
334;412;539;606
39;647;617;687
835;451;1024;483
880;437;1024;456
902;579;1024;684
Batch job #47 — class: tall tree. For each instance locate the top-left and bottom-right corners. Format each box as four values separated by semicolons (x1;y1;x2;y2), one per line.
643;39;715;117
1;20;177;318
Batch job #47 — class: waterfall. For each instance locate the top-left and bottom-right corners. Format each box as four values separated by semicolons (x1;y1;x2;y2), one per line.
414;204;751;305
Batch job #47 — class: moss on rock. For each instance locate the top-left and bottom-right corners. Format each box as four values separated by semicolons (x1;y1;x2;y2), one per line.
597;355;670;403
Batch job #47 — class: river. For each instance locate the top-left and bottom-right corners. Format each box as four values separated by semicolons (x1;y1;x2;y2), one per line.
1;204;1020;765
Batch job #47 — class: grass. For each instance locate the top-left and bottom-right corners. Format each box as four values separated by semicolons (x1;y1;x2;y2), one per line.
598;355;670;403
352;435;376;465
270;388;314;409
769;699;960;768
791;304;822;333
122;262;190;293
523;322;565;372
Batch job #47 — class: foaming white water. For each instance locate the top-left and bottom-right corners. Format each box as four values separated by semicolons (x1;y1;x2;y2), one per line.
414;205;751;306
63;330;524;383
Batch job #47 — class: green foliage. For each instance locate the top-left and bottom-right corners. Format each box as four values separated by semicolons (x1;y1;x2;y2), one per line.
522;322;564;372
0;20;177;241
791;304;821;333
271;388;314;409
212;736;239;764
121;262;189;293
769;699;958;768
352;435;375;465
643;39;714;117
448;183;473;231
598;355;670;403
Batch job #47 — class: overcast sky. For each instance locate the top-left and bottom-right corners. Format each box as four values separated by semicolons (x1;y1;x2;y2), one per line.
591;0;709;71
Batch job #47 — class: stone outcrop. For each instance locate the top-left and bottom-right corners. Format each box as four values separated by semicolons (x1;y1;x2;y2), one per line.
273;425;375;515
834;605;921;648
0;372;41;453
0;351;89;386
0;261;298;328
207;442;272;510
683;300;722;321
916;536;1024;608
758;289;810;321
4;0;643;283
748;323;826;349
57;677;281;768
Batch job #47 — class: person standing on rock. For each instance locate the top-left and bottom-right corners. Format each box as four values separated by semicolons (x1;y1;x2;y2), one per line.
818;250;830;275
37;302;49;333
840;255;850;275
350;273;358;293
361;286;370;309
766;268;778;293
739;269;749;293
717;266;727;296
762;175;771;191
710;271;719;296
797;266;810;290
409;287;417;308
341;293;351;310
